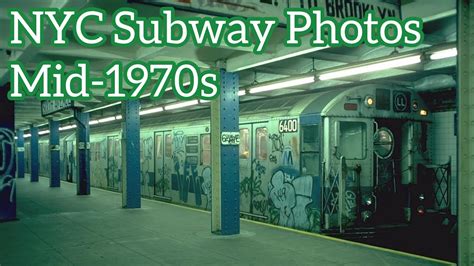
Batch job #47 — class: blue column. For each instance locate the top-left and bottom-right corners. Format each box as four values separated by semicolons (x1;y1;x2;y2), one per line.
75;110;90;195
121;100;141;208
30;126;39;182
211;70;240;235
16;129;25;178
0;82;16;221
49;120;60;187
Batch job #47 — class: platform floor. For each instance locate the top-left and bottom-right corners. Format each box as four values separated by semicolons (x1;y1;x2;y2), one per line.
0;177;452;265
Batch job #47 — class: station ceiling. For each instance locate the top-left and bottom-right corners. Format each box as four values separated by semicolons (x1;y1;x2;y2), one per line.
0;0;457;130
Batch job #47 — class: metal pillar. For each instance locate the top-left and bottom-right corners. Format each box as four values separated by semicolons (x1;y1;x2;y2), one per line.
211;69;240;235
458;1;474;264
0;82;16;221
16;129;25;178
75;110;90;195
49;120;60;187
121;100;141;208
30;126;39;182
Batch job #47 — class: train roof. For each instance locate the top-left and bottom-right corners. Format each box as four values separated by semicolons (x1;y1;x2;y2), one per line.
89;84;431;134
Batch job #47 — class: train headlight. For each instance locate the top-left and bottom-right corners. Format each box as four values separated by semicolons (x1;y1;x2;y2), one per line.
364;96;375;107
420;109;428;116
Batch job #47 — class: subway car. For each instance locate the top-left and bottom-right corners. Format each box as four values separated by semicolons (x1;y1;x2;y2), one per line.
31;84;450;234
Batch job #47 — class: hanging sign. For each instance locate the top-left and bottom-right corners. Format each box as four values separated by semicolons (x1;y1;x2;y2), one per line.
131;0;401;24
41;100;74;117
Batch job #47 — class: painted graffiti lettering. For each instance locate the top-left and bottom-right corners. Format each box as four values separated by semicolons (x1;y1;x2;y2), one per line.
0;128;16;218
268;168;314;230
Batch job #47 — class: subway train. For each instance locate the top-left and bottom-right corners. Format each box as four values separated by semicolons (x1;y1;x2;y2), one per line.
27;84;452;234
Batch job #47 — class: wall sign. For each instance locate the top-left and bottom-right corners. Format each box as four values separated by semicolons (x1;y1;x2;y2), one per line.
221;132;240;145
131;0;400;24
41;100;74;117
279;119;298;133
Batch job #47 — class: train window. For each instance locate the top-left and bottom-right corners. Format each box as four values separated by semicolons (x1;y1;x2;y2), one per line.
201;134;211;165
302;125;319;152
302;125;320;176
165;134;172;157
302;153;320;176
240;128;250;159
374;128;394;159
155;134;163;160
339;122;367;160
256;127;268;160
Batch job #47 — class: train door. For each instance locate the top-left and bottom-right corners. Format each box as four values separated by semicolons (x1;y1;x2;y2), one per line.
107;136;121;191
323;117;372;232
64;137;76;183
373;119;402;224
154;131;173;200
24;142;30;174
239;126;252;214
239;122;270;218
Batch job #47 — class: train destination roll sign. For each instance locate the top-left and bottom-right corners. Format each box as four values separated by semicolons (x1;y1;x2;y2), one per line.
6;0;422;102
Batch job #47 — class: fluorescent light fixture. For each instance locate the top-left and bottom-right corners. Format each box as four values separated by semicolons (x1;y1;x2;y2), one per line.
38;130;50;135
234;46;329;72
24;134;31;138
238;90;246;96
98;116;116;123
139;107;164;116
89;120;100;125
86;102;121;113
115;115;122;120
199;100;210;104
319;55;422;81
249;76;315;94
59;125;77;131
164;100;199;111
14;136;18;140
430;48;457;60
141;82;191;98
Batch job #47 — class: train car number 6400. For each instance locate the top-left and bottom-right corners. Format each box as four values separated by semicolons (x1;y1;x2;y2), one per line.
279;119;298;133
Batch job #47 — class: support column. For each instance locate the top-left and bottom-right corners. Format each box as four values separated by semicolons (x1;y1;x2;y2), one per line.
16;129;25;178
211;70;240;235
458;0;474;264
121;100;141;208
30;126;39;182
49;120;60;187
0;82;16;221
75;110;90;195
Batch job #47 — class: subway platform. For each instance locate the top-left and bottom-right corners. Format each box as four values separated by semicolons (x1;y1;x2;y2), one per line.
0;177;452;266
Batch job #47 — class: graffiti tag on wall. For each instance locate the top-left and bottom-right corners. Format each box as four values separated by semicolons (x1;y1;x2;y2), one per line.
0;128;16;220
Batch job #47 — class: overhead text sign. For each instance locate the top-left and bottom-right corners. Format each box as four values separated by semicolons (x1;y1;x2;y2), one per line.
41;100;74;117
289;0;401;19
132;0;401;23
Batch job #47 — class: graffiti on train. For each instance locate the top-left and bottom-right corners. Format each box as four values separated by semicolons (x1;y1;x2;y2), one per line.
240;159;267;214
268;167;320;231
141;136;155;196
90;139;107;188
170;131;212;208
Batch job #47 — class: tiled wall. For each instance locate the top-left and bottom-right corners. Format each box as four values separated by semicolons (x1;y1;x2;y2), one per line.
428;111;457;215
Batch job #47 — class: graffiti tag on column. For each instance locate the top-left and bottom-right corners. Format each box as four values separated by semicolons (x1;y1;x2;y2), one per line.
0;128;15;204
